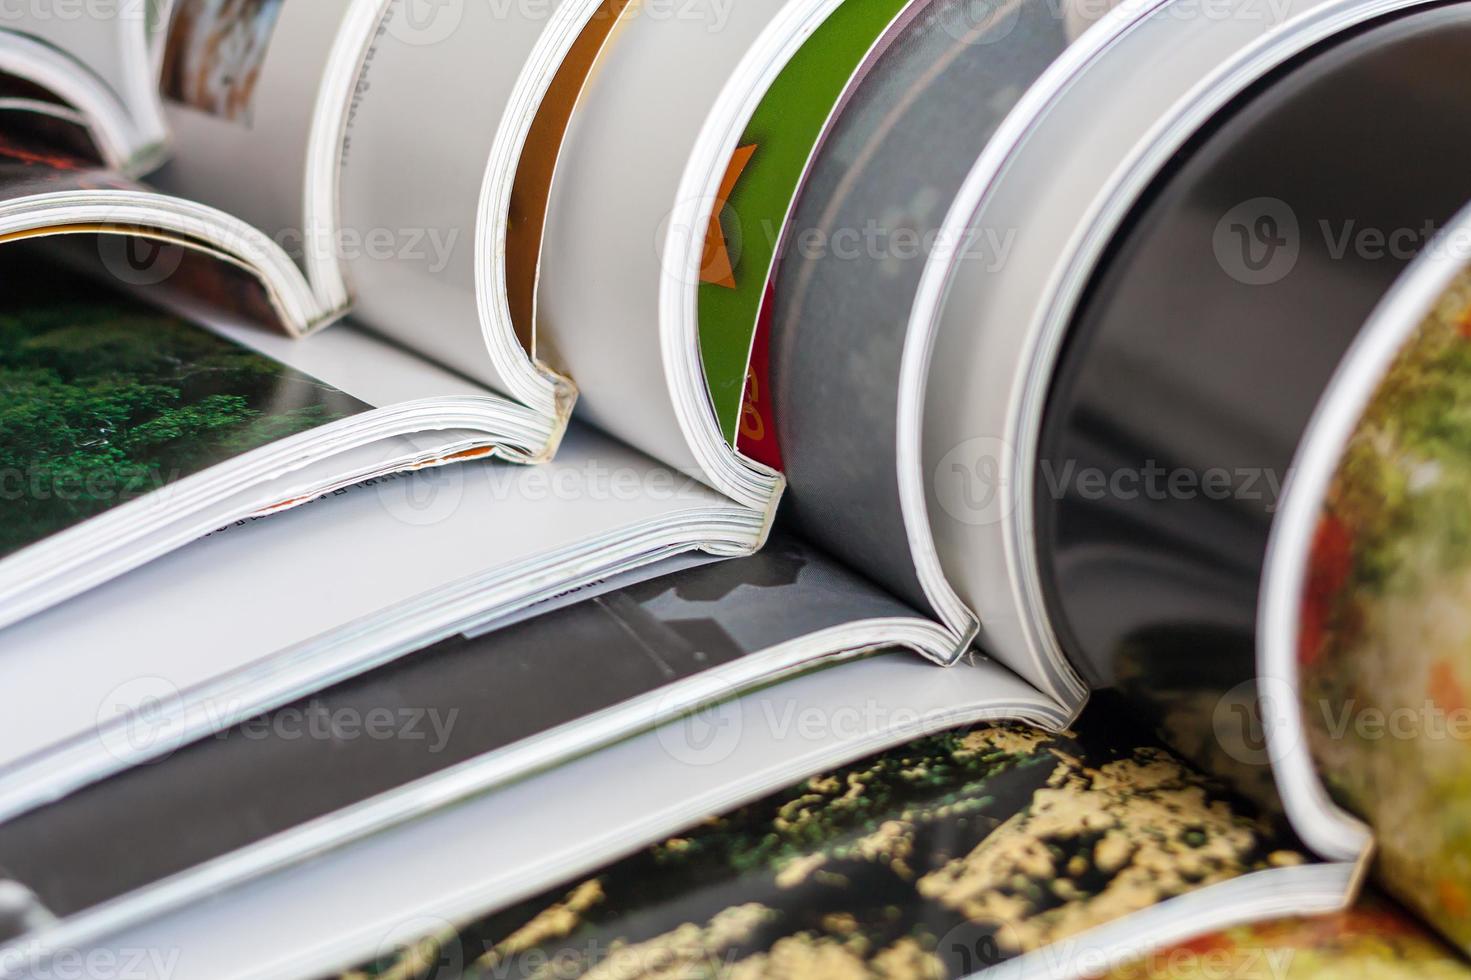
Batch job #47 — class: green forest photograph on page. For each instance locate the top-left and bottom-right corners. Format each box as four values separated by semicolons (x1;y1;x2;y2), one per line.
0;262;363;559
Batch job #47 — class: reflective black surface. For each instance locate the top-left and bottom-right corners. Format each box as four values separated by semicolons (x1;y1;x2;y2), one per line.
1037;4;1471;770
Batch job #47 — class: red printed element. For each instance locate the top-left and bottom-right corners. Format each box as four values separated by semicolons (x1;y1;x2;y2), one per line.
0;132;88;170
735;282;783;471
1299;512;1353;666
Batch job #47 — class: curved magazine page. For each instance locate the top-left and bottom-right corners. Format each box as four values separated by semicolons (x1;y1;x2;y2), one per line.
1033;1;1471;806
0;97;107;167
0;537;951;950
337;0;600;418
36;653;1062;978
36;227;306;333
0;33;150;172
693;0;913;452
769;0;1075;627
0;425;762;824
0;142;327;332
537;0;797;512
1263;207;1471;948
155;0;350;314
507;0;630;360
478;0;632;415
0;0;167;167
911;0;1337;704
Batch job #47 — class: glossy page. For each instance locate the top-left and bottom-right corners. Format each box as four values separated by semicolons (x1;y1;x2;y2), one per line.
769;0;1077;614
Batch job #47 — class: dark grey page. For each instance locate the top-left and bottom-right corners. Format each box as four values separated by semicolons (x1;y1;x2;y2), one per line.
770;0;1074;612
0;534;919;927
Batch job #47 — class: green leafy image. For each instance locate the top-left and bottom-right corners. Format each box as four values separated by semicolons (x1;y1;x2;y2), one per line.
0;269;367;559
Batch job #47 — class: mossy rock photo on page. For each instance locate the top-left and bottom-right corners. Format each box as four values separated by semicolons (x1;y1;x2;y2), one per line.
342;710;1304;980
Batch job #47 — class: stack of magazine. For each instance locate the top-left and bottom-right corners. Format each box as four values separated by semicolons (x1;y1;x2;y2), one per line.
2;0;1471;977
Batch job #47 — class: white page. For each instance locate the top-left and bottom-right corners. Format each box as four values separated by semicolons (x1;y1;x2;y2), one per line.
203;315;493;408
155;0;351;274
335;0;563;400
538;0;796;483
0;426;731;779
4;0;157;137
38;653;1059;980
8;2;137;97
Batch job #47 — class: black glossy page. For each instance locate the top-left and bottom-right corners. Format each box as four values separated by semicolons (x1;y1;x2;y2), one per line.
1035;5;1471;798
0;534;920;924
769;0;1077;613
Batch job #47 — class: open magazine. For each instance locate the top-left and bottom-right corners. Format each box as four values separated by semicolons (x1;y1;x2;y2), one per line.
7;0;1471;975
0;0;843;629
